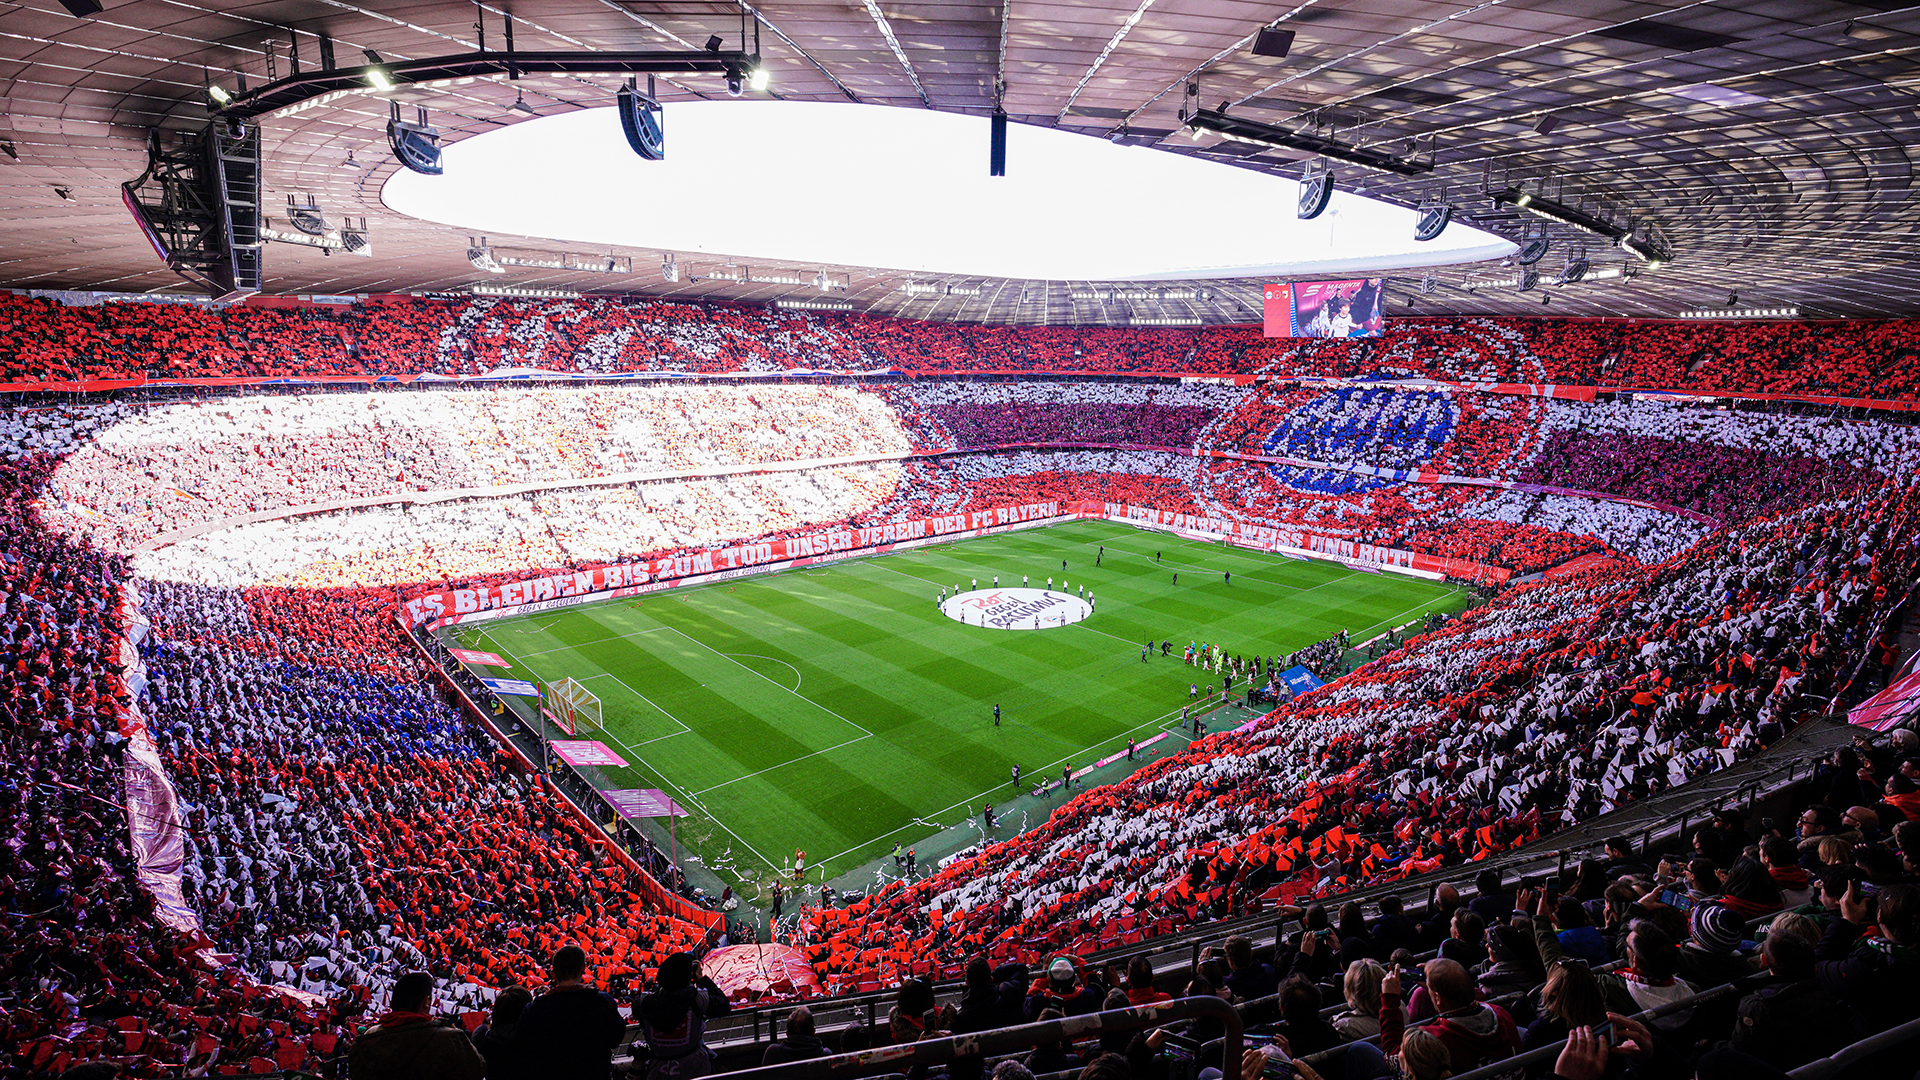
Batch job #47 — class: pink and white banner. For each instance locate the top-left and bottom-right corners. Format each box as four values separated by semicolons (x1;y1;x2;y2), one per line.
449;647;510;666
402;501;1062;627
605;788;689;818
1101;502;1512;584
551;740;630;768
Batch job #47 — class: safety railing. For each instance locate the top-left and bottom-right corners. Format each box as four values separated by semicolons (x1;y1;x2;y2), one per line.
708;997;1241;1080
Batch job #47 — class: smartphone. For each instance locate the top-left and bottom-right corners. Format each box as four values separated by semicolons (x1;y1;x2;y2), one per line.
1591;1020;1616;1045
1163;1034;1200;1062
1761;817;1776;833
1658;888;1695;912
1314;928;1332;939
1261;1055;1295;1080
1544;875;1560;894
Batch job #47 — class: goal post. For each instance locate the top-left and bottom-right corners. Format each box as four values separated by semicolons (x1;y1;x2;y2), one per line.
542;677;603;736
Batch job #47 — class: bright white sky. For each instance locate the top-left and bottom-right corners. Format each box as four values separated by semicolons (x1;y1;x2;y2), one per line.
384;100;1513;281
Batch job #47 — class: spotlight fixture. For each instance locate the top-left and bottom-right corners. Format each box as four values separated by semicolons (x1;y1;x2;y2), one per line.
1250;26;1296;59
1180;107;1431;175
340;151;361;169
661;253;679;282
508;89;537;114
363;49;393;91
1516;268;1539;292
338;217;370;255
1297;167;1334;220
1413;203;1452;242
387;102;442;175
1725;289;1739;307
1616;228;1672;267
57;0;103;15
1555;253;1590;285
286;195;328;237
1419;272;1439;295
467;239;505;274
748;66;770;91
1497;186;1617;237
53;187;74;201
208;83;233;106
724;65;745;96
0;141;15;160
705;35;724;53
1532;113;1560;137
1515;233;1551;266
617;78;665;160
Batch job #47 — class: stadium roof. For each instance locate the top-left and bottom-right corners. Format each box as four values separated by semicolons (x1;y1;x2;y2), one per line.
2;0;1917;325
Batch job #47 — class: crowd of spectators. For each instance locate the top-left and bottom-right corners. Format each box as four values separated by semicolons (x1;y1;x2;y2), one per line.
34;385;911;551
19;378;1918;585
796;478;1920;996
7;316;1920;1076
8;292;1920;400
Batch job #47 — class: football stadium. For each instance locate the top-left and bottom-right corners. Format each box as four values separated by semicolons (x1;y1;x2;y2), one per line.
3;3;1920;1080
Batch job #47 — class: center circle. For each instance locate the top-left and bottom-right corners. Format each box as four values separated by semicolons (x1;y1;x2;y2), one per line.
939;588;1092;631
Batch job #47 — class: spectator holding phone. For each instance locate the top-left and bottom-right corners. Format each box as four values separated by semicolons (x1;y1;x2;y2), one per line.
1815;882;1919;1033
1379;960;1521;1072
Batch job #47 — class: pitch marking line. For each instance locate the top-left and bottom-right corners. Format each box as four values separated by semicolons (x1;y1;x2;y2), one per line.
578;671;693;741
688;733;875;796
813;697;1212;870
724;653;804;693
663;626;876;738
468;627;786;872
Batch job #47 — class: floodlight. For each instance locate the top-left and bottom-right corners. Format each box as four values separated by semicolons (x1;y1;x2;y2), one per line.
363;49;393;91
1555;253;1590;285
617;79;665;160
286;195;328;236
387;102;443;175
1413;204;1451;242
705;35;724;53
749;66;770;91
1251;26;1295;58
1297;168;1333;220
467;239;504;273
208;84;232;105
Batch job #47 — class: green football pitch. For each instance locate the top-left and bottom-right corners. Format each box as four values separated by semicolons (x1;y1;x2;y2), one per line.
444;519;1466;885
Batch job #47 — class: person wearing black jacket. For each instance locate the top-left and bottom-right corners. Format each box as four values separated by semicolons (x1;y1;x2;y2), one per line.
952;960;1030;1080
637;951;734;1080
515;947;626;1080
1270;975;1344;1057
472;985;532;1080
762;1007;827;1067
1814;882;1919;1034
1729;927;1849;1069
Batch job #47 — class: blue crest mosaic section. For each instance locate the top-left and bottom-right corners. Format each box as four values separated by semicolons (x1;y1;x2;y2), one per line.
1262;388;1459;494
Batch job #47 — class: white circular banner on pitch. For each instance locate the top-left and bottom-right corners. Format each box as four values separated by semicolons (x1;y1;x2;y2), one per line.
940;588;1092;630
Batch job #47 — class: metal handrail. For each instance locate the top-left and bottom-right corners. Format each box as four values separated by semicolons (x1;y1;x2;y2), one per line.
1447;980;1745;1080
1788;1016;1920;1080
705;997;1242;1080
